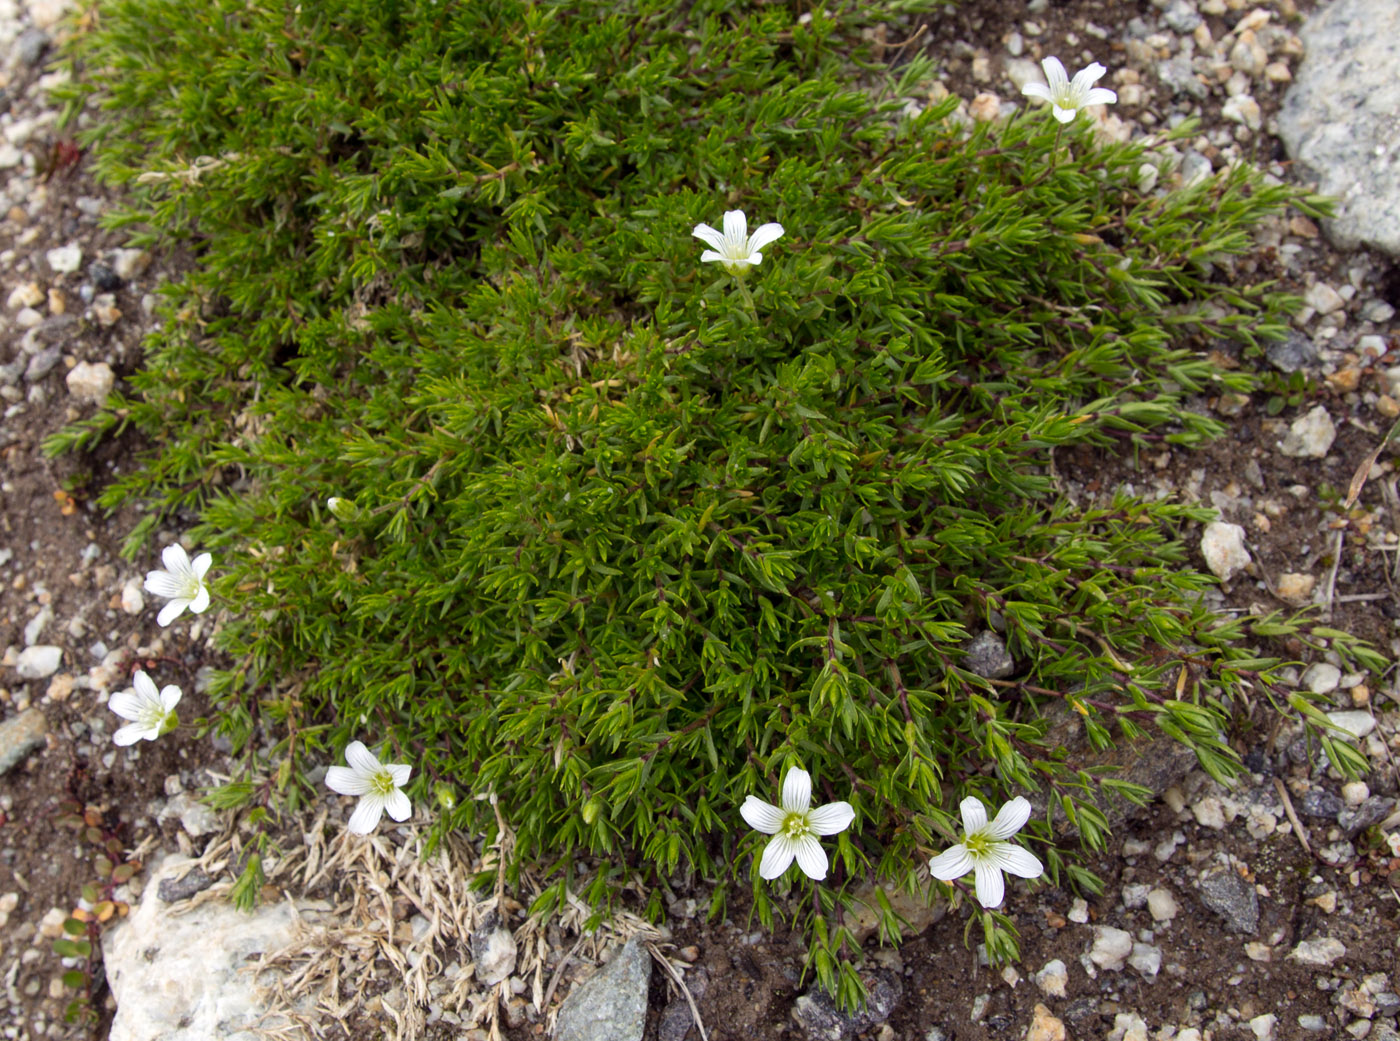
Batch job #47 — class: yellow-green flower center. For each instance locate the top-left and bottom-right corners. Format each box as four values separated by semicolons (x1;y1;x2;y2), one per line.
964;832;992;857
371;769;397;796
781;810;811;840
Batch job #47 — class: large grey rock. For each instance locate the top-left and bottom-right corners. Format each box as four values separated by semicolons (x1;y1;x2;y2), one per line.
1277;0;1400;256
1196;863;1259;934
963;631;1015;679
1026;701;1199;839
791;970;902;1041
0;708;47;776
555;936;651;1041
105;854;320;1041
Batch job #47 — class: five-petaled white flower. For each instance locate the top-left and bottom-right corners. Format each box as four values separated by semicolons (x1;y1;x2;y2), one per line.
740;767;854;881
929;795;1044;909
1021;57;1117;124
692;210;784;276
325;741;413;834
108;670;181;746
144;544;213;627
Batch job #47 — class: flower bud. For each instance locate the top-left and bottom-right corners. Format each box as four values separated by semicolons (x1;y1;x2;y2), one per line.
326;497;360;521
435;782;457;810
581;797;601;825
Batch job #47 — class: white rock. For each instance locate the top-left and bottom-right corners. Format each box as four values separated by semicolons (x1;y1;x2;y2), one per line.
1034;958;1068;997
27;0;70;30
111;248;152;280
7;282;43;310
1250;1013;1278;1041
1068;897;1089;923
1222;94;1262;130
1341;781;1369;806
160;793;220;838
105;854;322;1041
1279;406;1336;458
45;243;82;274
0;144;25;169
1302;662;1341;695
66;361;115;406
1326;710;1376;739
1277;0;1400;256
1201;521;1250;581
1192;795;1227;829
1304;281;1345;315
1146;888;1179;922
1290;937;1346;966
1088;925;1134;971
1128;942;1162;977
1111;1011;1150;1041
119;579;145;616
23;606;51;646
16;644;62;679
1276;572;1316;603
15;307;42;328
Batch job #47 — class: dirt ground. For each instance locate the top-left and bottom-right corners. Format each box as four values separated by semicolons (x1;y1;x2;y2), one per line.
2;0;1398;1039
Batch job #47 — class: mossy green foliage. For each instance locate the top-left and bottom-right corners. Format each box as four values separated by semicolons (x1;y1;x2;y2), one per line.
56;0;1371;999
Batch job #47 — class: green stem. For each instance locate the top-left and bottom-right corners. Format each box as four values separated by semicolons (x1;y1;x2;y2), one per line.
733;275;758;322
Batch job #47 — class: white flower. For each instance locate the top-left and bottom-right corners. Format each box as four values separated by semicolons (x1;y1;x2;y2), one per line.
143;544;212;627
108;670;181;746
325;741;413;834
928;795;1044;909
740;767;854;881
1021;57;1118;124
692;210;784;276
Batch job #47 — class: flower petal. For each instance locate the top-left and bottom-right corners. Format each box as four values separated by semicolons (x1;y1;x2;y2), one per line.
1021;82;1053;101
928;844;973;881
745;252;763;266
132;670;159;701
1070;62;1107;92
112;722;149;746
722;210;748;250
383;788;412;822
1083;87;1117;106
108;689;146;722
958;796;988;835
161;544;192;575
189;586;211;614
191;552;213;580
988;842;1044;879
781;768;812;814
344;741;380;777
156;599;189;627
159;685;183;712
740;796;784;835
326;765;373;796
692;223;726;252
1041;56;1068;92
793;835;828;881
347;794;386;834
1052;105;1077;124
698;249;724;264
973;862;1005;908
758;834;797;879
985;796;1031;840
808;801;854;836
745;222;784;254
144;570;182;598
387;763;412;788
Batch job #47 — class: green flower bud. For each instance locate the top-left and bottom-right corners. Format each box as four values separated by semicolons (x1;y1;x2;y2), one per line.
326;497;360;521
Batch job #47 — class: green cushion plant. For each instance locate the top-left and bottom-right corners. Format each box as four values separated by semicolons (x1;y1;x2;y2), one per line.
51;0;1377;1006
